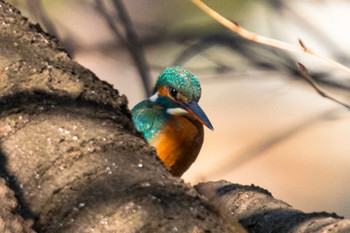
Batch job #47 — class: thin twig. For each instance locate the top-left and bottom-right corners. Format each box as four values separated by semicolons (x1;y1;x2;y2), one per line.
95;0;125;43
189;0;350;77
297;62;350;110
284;3;346;60
173;33;298;75
206;108;340;177
113;0;152;97
26;0;75;57
96;0;152;97
26;0;58;37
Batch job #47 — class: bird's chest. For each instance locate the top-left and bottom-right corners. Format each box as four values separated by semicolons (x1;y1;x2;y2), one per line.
149;115;204;176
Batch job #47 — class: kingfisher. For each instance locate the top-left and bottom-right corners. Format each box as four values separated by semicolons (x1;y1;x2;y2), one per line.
131;66;213;177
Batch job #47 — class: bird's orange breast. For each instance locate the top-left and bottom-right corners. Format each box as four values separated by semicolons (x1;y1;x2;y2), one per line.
149;114;204;177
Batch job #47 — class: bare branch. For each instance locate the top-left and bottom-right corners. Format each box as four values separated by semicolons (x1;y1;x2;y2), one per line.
297;62;350;110
95;0;125;43
96;0;152;97
189;0;350;76
26;0;75;57
26;0;58;37
206;108;339;177
111;0;152;96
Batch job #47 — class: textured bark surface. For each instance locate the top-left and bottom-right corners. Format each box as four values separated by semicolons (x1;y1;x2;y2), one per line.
1;1;350;233
0;1;243;232
196;181;350;233
0;178;35;233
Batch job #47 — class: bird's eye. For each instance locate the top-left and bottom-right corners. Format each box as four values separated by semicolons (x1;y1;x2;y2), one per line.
169;87;178;99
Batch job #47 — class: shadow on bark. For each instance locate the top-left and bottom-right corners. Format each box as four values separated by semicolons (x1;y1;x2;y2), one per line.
1;1;350;232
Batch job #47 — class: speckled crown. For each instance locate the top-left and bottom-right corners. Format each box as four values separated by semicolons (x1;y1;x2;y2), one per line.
154;66;201;101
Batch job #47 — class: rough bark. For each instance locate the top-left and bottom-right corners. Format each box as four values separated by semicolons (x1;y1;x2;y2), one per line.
0;1;349;233
0;1;243;232
196;181;350;233
0;178;35;232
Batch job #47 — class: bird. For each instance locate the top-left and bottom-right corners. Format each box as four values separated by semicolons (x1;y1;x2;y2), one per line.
131;66;213;177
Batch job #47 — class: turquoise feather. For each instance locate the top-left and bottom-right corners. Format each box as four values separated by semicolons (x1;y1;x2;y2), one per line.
131;96;177;141
131;66;213;176
154;66;201;101
132;67;201;141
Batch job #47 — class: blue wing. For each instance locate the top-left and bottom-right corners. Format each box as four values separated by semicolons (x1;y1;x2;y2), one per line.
131;100;168;141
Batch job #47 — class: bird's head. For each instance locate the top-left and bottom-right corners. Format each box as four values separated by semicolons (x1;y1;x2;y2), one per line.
150;66;214;130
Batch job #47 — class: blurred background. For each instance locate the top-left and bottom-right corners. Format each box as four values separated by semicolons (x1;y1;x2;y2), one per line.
8;0;350;218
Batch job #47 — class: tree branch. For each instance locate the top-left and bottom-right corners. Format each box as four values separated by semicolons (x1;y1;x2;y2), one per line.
0;1;242;232
1;1;350;232
206;108;340;178
196;181;350;233
189;0;350;77
26;0;75;57
297;62;350;110
96;0;152;97
111;0;152;96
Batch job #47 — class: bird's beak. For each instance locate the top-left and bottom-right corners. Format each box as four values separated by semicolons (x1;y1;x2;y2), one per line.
183;101;214;130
